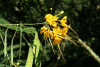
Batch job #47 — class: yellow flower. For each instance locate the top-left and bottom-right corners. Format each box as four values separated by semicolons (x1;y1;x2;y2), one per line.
60;22;67;26
45;14;53;20
48;20;53;25
40;26;48;34
50;8;53;10
45;14;58;27
52;21;57;27
63;16;67;20
60;16;67;23
60;11;64;14
40;9;69;45
60;16;67;26
17;62;20;66
43;29;51;38
61;26;68;36
52;26;60;37
44;32;49;38
52;16;58;21
53;36;62;45
41;27;54;39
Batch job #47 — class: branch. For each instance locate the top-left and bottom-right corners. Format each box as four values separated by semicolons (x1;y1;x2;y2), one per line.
77;38;100;64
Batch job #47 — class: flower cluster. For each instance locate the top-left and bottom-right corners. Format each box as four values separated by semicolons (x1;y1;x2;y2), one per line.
40;8;68;45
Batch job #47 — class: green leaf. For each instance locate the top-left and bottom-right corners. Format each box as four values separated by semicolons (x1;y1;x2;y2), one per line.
35;43;42;67
25;46;33;67
33;31;42;67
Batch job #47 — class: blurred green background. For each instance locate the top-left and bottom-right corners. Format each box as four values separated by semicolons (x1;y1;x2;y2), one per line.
0;0;100;67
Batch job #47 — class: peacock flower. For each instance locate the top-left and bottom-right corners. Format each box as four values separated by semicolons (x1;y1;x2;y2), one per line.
60;16;67;26
40;26;48;34
61;26;68;36
45;14;58;27
53;36;62;45
40;9;68;45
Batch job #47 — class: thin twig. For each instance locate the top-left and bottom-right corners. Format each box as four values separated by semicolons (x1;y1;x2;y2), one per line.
57;44;66;61
0;23;44;26
49;38;55;53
